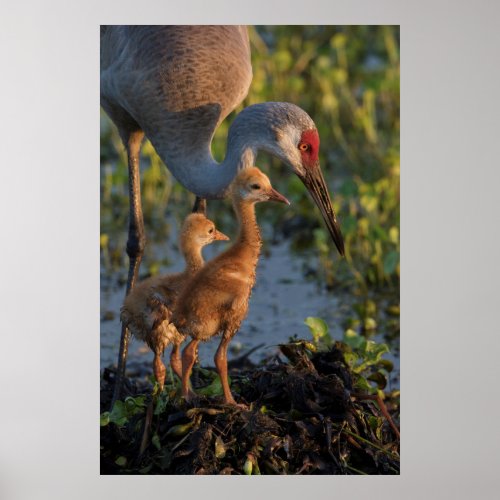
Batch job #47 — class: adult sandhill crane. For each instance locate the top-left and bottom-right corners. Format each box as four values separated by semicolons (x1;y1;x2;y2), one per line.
100;25;345;404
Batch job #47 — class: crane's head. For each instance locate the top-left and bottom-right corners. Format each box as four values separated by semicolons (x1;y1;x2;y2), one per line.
267;104;345;256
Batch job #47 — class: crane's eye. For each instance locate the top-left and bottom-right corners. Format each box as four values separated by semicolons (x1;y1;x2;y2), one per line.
299;143;310;152
251;184;261;190
208;228;214;234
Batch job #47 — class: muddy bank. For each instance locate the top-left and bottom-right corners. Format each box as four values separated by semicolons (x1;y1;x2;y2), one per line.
100;341;400;475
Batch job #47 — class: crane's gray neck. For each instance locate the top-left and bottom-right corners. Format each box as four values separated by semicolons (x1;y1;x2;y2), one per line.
151;102;302;199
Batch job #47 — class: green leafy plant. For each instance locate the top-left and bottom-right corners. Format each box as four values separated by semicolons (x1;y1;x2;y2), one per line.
306;316;393;394
100;395;147;427
197;374;228;397
342;329;393;393
304;316;333;349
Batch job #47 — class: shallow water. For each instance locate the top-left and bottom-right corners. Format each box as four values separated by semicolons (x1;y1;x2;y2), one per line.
101;236;399;388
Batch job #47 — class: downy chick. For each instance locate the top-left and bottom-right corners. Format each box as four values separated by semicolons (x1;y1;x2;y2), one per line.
120;213;229;389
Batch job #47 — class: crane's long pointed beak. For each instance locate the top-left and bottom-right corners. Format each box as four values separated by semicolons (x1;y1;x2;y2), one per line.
299;163;345;256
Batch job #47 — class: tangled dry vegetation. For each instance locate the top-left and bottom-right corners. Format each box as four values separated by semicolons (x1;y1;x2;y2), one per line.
100;338;399;475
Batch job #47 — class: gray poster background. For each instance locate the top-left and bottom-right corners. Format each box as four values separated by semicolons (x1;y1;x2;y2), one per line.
1;0;499;498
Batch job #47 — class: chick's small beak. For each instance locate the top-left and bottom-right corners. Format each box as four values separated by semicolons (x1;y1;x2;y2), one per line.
268;187;290;205
214;230;230;241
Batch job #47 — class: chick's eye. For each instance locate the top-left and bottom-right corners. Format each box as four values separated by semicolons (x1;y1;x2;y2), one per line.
208;228;214;234
251;184;261;190
299;143;310;152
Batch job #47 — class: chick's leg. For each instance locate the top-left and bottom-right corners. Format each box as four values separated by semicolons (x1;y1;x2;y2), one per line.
214;333;238;406
170;342;183;380
153;351;166;390
181;339;200;402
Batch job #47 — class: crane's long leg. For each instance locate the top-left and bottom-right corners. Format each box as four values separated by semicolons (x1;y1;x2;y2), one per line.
192;197;206;215
111;129;146;407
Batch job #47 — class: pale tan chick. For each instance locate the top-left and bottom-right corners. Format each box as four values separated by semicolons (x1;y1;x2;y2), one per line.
120;213;229;389
172;167;289;405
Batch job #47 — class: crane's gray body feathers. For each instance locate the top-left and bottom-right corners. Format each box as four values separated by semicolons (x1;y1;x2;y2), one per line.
101;25;253;196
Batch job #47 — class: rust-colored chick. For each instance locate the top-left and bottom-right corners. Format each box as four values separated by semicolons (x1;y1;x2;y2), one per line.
172;167;289;405
120;213;229;389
